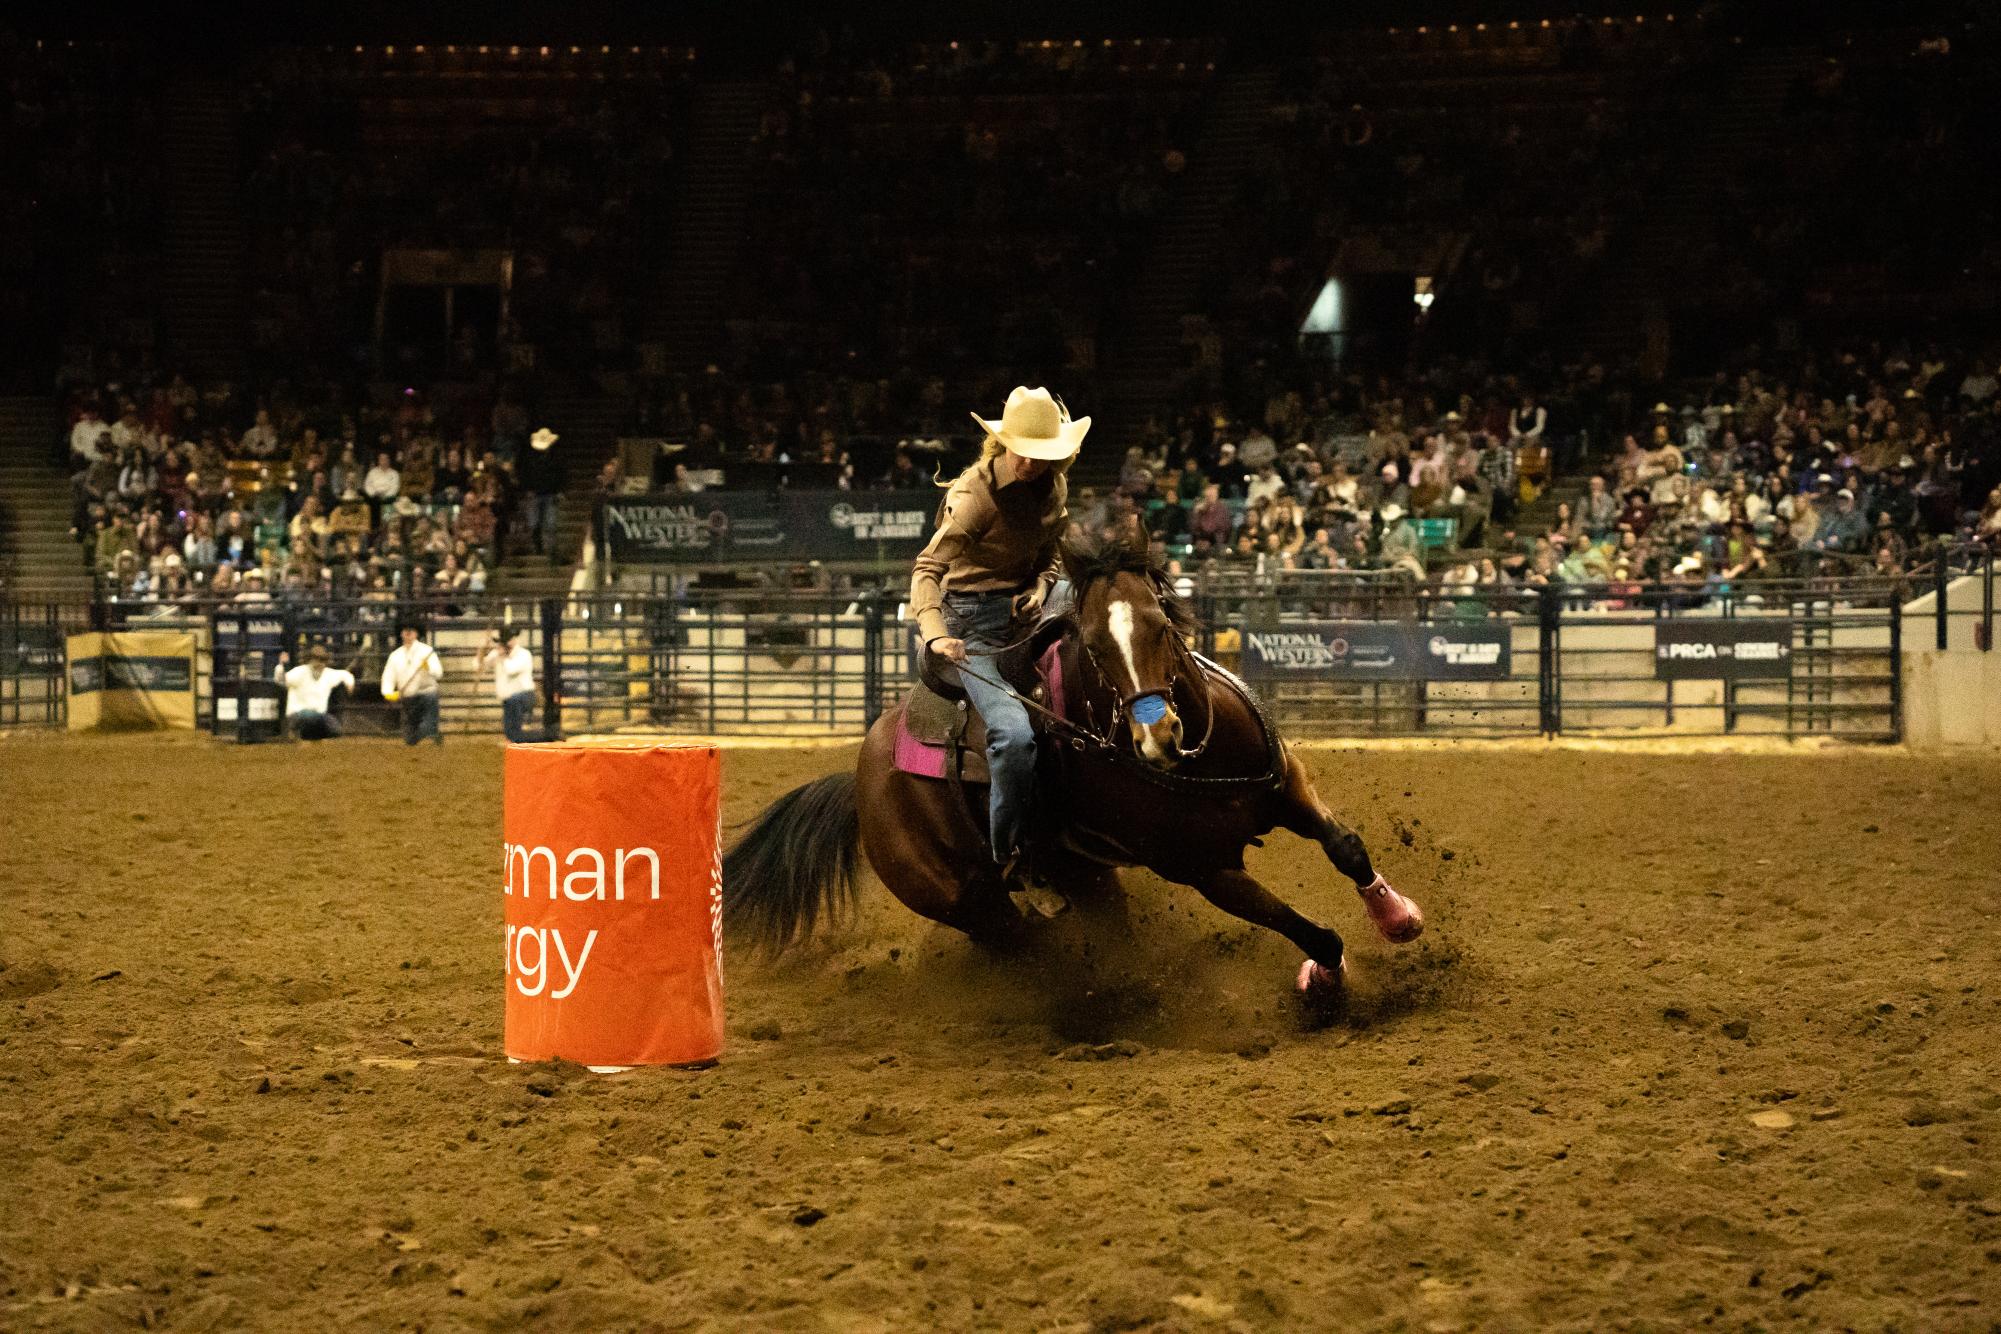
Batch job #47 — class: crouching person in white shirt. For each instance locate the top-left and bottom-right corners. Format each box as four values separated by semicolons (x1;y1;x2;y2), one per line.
479;625;553;742
381;622;445;746
276;643;355;741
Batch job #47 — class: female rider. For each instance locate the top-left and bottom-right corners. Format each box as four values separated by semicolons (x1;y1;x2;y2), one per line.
909;386;1088;874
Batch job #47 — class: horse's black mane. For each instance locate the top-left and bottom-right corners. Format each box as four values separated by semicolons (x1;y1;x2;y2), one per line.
1059;538;1198;635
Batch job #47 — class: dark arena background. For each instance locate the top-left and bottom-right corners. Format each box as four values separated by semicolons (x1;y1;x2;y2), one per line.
4;2;2001;1328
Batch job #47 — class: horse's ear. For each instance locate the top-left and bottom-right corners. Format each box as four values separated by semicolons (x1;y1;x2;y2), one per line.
1148;568;1198;634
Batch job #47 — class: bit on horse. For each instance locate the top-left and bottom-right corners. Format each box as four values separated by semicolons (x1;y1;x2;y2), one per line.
722;539;1424;1007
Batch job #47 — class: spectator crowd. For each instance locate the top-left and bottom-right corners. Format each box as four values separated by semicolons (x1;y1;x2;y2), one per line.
1063;339;2001;603
59;358;562;611
27;22;2001;625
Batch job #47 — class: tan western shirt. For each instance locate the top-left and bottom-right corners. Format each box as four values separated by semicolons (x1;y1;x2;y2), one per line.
909;459;1068;644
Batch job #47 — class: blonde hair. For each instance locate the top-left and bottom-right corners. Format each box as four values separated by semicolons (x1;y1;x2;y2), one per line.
944;433;1080;487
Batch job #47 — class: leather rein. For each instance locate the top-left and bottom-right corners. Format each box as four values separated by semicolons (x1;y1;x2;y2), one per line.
946;608;1284;794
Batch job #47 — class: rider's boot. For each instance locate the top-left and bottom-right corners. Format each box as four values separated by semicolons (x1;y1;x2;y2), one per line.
1000;840;1067;917
999;839;1046;888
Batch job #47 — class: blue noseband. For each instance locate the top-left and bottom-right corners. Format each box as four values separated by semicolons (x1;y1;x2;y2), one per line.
1129;693;1168;725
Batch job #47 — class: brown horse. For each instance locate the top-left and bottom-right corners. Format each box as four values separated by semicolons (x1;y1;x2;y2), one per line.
722;541;1424;1003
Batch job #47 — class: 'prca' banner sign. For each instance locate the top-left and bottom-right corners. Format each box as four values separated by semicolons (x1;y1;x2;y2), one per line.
1653;620;1793;680
1242;621;1511;681
600;490;933;564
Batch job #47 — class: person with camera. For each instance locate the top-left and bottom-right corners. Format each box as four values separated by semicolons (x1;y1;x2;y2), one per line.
478;625;551;743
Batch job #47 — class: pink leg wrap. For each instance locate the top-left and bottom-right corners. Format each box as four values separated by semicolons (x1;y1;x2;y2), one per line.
1357;873;1424;943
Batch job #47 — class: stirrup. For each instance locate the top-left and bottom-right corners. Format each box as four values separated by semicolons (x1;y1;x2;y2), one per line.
1003;845;1066;918
998;843;1033;885
999;843;1056;893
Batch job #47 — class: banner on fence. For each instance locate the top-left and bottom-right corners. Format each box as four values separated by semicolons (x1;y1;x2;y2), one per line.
66;631;197;730
1241;621;1511;681
1653;619;1794;680
599;491;934;564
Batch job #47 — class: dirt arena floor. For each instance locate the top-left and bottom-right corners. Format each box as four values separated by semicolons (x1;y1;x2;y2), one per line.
3;734;2000;1331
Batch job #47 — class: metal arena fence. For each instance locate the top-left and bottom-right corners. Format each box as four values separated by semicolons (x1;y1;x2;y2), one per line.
1196;577;1903;741
2;555;1994;743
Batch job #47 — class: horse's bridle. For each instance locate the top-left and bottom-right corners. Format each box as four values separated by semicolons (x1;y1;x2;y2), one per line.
947;609;1282;792
953;574;1215;764
1072;606;1215;763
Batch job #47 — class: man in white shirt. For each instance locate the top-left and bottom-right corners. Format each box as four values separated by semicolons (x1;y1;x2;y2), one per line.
239;408;279;457
362;450;402;518
275;644;355;741
1244;461;1288;507
380;622;445;746
70;410;111;465
479;625;551;742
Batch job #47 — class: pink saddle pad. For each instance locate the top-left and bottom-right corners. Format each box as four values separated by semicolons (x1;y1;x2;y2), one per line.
892;714;954;780
892;641;1066;782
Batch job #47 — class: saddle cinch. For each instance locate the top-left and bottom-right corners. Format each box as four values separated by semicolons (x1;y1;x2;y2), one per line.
892;623;1069;785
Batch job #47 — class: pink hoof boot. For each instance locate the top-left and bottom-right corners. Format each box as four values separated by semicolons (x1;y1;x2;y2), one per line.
1357;874;1424;944
1295;956;1346;1003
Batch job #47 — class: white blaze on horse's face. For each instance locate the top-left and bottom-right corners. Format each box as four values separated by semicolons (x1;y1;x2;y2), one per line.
1106;594;1183;768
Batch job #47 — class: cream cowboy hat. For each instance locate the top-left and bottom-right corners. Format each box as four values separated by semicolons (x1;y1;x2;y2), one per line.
530;428;559;452
969;386;1090;461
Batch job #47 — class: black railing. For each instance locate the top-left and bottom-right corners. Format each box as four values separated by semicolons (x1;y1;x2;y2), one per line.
1194;572;1913;741
5;561;1995;740
0;597;97;728
1913;545;1999;652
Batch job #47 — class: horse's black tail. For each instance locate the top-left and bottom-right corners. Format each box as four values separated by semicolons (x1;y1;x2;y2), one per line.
722;773;862;956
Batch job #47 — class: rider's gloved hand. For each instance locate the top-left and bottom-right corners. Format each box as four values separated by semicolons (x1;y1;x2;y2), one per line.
1012;586;1045;621
929;636;968;664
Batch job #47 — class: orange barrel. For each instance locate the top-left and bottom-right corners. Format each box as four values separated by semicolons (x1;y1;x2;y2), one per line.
502;742;724;1068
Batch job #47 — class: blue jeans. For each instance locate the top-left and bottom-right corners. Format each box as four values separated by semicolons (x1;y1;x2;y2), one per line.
401;691;442;745
943;588;1037;864
527;494;560;555
290;708;340;740
291;710;341;741
502;690;545;742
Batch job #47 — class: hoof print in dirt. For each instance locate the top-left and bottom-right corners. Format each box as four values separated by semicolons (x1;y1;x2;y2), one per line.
1054;1039;1142;1062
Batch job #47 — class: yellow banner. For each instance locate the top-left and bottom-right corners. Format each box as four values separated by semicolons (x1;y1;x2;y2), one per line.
66;632;197;731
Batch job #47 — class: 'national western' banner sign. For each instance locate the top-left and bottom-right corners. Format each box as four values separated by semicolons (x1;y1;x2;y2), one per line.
600;491;933;564
1653;620;1794;680
1242;621;1512;682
